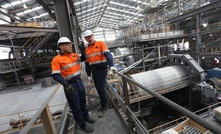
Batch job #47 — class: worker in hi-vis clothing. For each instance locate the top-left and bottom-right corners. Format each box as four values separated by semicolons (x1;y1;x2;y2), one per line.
51;37;95;133
82;30;117;117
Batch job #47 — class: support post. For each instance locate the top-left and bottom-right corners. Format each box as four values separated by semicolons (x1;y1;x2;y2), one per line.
41;105;57;134
122;77;132;129
196;14;201;64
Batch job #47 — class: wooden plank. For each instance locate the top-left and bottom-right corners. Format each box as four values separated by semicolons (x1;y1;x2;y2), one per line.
41;105;57;134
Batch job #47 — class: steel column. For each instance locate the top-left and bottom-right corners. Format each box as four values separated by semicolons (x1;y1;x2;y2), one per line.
178;0;181;15
68;0;80;53
158;45;161;67
196;14;201;64
142;49;145;71
53;0;74;51
36;0;56;20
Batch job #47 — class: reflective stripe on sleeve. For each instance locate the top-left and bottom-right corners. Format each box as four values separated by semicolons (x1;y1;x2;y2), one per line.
52;70;61;74
103;50;109;54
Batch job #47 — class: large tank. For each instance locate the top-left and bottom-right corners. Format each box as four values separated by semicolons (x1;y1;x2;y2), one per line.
129;65;190;98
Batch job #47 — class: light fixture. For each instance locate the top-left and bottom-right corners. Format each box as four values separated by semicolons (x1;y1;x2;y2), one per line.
202;23;207;27
23;3;27;8
136;4;140;10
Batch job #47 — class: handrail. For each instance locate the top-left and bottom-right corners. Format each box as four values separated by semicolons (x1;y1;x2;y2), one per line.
115;71;221;134
20;32;38;50
26;36;38;50
0;103;65;133
106;81;149;134
19;84;61;134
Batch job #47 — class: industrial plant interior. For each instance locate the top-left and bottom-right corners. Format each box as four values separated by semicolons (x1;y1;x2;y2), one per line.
0;0;221;133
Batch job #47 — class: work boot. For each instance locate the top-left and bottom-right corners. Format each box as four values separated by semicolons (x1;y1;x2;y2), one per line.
80;124;94;133
98;106;107;117
85;116;95;124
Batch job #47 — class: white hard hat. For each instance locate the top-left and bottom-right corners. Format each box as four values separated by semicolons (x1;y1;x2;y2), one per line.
83;30;93;38
57;37;72;46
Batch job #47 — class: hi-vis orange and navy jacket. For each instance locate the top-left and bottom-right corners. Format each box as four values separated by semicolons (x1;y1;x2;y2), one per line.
51;53;85;85
85;41;114;76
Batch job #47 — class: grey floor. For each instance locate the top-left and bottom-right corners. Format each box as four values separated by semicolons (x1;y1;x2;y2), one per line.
75;109;129;134
0;83;66;132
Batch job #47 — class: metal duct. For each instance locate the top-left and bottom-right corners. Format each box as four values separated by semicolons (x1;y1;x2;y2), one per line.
115;47;134;66
115;47;130;56
130;65;190;95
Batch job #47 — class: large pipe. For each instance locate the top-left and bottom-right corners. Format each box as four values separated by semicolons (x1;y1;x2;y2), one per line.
115;71;221;134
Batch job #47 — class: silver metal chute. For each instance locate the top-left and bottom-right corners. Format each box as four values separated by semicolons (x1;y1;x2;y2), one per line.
114;47;134;66
129;65;190;102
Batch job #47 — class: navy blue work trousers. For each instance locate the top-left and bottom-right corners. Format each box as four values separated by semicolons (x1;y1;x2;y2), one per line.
92;67;108;108
63;79;89;127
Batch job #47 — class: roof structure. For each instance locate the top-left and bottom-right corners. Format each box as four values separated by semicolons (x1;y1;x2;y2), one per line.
0;0;150;30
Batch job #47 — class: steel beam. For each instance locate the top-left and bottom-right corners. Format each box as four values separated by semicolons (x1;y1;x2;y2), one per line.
179;52;221;57
0;17;11;24
53;0;74;51
68;0;80;52
0;32;47;40
96;0;111;27
36;0;56;20
167;0;221;22
0;25;58;32
0;9;24;22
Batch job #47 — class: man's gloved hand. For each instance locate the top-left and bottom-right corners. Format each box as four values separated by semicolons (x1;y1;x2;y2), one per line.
78;42;86;52
88;76;93;83
110;66;118;73
64;83;73;93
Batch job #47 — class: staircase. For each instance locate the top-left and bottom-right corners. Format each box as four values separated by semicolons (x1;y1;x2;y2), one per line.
19;32;55;61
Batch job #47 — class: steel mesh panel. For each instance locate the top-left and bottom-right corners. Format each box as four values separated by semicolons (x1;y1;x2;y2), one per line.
84;82;112;113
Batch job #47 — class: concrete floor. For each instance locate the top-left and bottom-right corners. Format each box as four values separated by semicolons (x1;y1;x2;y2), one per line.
74;109;129;134
0;83;66;132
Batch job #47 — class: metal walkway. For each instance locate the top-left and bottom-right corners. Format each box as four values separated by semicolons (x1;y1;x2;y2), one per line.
74;109;129;134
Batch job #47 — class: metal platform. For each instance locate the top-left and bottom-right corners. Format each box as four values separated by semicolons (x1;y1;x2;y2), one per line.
74;109;129;134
